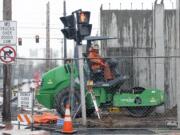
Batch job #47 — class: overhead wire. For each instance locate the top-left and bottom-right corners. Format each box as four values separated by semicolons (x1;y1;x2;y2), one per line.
15;55;180;61
17;26;100;30
18;37;63;40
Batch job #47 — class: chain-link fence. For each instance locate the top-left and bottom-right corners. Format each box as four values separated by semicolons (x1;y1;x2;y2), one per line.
0;56;179;128
0;58;64;124
85;56;178;128
82;55;178;128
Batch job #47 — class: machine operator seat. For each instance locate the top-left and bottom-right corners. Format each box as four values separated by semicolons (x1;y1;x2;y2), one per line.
106;58;120;77
83;53;104;82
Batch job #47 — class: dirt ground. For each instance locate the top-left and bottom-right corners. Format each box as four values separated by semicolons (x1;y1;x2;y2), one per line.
82;107;177;128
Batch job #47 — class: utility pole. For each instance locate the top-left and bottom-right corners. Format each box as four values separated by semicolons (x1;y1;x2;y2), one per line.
2;0;12;123
63;0;67;63
46;1;50;71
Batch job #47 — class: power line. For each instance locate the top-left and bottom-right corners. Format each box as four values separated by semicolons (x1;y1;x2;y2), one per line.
17;26;100;30
18;37;63;40
18;26;61;30
15;55;180;61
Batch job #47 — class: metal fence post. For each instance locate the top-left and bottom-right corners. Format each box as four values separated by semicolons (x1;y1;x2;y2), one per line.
70;59;75;116
18;121;20;130
31;88;34;131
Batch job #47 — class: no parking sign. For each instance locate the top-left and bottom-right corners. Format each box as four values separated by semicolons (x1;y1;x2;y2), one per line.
0;45;16;64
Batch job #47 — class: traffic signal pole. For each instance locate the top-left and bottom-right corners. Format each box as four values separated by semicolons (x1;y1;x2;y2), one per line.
74;10;88;126
2;0;12;123
77;45;87;126
60;9;92;126
74;11;87;125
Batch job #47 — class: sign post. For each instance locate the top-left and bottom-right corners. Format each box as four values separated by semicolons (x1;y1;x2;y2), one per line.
2;0;13;124
17;89;34;129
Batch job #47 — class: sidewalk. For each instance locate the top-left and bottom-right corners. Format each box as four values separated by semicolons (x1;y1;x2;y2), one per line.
1;126;180;135
0;125;49;135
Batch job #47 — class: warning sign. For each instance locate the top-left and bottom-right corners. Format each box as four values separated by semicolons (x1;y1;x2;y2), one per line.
18;92;33;108
0;45;16;64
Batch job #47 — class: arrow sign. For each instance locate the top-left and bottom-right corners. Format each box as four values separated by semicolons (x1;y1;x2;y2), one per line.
0;45;16;64
4;49;13;60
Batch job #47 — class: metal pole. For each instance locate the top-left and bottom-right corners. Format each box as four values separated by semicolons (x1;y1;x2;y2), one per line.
2;0;12;123
78;45;87;126
18;121;20;130
63;0;67;63
176;0;180;129
31;88;34;131
70;59;75;116
46;2;50;71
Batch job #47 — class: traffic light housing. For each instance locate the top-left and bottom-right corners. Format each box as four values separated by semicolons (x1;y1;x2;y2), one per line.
60;10;92;42
18;38;22;45
77;11;92;38
60;15;76;40
35;35;39;43
78;23;92;37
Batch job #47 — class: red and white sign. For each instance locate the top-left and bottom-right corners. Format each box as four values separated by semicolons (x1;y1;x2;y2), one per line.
0;45;16;64
17;114;32;125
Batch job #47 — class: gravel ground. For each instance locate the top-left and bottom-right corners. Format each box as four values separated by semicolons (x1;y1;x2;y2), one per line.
85;108;177;128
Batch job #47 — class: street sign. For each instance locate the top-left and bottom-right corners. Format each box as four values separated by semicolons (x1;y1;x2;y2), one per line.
18;92;33;108
0;21;17;45
0;45;16;64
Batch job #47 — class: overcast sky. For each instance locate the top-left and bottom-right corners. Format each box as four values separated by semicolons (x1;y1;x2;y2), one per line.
0;0;177;58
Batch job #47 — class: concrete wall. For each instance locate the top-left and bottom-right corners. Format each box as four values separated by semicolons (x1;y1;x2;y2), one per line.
100;4;178;109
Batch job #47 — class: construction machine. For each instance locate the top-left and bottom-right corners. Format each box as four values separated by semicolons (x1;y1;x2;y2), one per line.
36;9;164;118
36;36;164;118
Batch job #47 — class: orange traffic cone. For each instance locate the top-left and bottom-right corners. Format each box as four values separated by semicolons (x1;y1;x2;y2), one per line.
60;104;77;134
